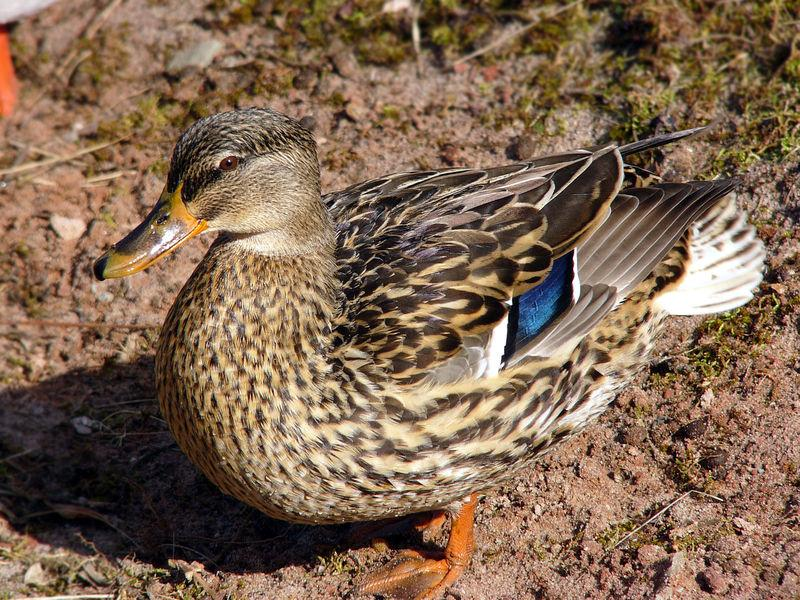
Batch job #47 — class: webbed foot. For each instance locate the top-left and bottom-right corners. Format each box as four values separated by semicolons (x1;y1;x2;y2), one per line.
356;494;477;600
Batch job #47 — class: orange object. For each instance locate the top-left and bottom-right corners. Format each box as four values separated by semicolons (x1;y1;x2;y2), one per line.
412;510;447;534
0;25;17;116
357;494;478;600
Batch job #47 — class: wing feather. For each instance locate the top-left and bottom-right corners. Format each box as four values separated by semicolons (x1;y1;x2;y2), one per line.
328;147;625;385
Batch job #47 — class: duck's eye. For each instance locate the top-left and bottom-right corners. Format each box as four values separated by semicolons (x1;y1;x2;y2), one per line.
218;156;240;171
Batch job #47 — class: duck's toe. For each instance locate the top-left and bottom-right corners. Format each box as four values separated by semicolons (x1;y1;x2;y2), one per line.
356;549;459;600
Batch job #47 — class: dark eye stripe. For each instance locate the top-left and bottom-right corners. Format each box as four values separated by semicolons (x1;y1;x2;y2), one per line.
182;168;223;203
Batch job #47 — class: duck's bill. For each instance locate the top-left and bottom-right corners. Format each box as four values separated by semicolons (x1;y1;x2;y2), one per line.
93;187;207;281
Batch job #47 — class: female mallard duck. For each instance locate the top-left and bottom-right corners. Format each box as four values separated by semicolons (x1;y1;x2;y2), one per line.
94;108;764;599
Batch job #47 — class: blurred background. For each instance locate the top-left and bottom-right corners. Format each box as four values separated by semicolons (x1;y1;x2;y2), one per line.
0;1;799;598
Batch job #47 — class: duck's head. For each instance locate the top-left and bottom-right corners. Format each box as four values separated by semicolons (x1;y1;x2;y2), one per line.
93;108;326;281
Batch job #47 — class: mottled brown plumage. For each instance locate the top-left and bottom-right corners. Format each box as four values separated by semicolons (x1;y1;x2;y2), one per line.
94;109;764;599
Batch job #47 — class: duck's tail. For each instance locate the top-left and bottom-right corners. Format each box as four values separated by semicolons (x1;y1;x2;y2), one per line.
654;195;765;316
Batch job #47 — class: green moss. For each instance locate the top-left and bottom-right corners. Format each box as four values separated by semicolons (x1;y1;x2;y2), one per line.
671;447;714;491
146;158;170;179
99;209;117;228
357;30;409;65
646;370;679;390
98;94;185;143
596;0;800;170
687;345;726;380
597;504;731;554
671;519;734;552
73;24;132;88
159;0;800;170
607;84;676;141
207;0;260;27
6;356;31;374
688;292;798;381
315;549;356;575
381;104;401;120
596;519;639;550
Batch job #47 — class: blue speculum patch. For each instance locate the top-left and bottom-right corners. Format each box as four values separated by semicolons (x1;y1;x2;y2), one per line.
504;250;575;361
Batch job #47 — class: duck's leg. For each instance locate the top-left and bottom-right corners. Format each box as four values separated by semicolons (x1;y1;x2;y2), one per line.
0;25;18;117
348;510;447;546
412;510;447;534
357;493;477;600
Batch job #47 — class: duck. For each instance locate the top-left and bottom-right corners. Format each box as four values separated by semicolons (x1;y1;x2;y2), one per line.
93;108;764;599
0;0;59;116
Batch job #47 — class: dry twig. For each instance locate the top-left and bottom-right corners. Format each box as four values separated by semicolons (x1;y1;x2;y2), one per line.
13;596;113;600
0;319;159;331
55;0;126;82
610;490;724;551
82;169;137;186
0;138;125;179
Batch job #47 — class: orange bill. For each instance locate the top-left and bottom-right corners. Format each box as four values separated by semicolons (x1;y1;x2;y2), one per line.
93;184;207;280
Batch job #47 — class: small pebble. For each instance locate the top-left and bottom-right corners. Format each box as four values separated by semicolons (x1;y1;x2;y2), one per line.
622;424;648;447
654;551;686;599
581;540;602;557
675;416;708;440
732;516;757;534
330;43;359;80
506;135;538;161
439;143;461;166
638;544;667;565
50;214;86;240
700;449;728;470
697;564;729;594
79;561;110;586
167;40;224;75
91;282;114;303
700;388;715;409
71;415;102;435
344;95;368;122
24;563;47;587
382;0;412;13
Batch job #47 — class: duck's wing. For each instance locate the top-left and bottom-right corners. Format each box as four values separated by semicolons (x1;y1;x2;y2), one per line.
508;178;738;361
325;130;702;386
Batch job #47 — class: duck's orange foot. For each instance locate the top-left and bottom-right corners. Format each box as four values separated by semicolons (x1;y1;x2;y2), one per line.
0;25;18;117
356;493;477;600
357;549;465;600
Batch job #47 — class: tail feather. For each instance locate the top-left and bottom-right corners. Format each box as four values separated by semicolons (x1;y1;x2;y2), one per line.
655;196;764;315
617;126;708;158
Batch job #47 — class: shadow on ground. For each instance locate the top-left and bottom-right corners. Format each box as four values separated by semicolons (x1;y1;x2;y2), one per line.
0;356;418;576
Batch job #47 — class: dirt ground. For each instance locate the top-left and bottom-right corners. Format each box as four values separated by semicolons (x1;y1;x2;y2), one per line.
1;1;799;599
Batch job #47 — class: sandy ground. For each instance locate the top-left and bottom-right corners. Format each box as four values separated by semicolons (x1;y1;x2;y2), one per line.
1;1;799;599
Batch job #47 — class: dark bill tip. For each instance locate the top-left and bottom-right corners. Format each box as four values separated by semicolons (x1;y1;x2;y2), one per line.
93;254;109;281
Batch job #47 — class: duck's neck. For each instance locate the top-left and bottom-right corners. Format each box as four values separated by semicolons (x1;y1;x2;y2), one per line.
221;230;340;343
226;196;336;258
159;217;341;410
